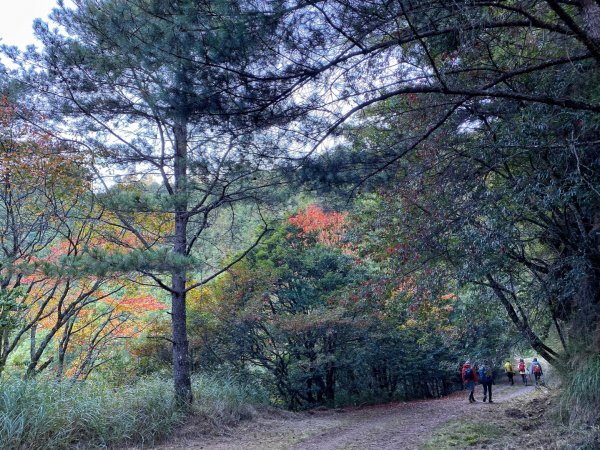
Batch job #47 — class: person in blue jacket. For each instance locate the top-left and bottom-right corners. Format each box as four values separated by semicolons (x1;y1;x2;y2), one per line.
478;364;494;403
530;357;543;385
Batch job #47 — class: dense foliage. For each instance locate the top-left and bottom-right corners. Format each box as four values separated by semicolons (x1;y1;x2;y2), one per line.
0;0;598;446
154;205;514;409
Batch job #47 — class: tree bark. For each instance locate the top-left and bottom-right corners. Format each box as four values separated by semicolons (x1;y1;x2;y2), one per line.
30;324;36;363
171;120;192;405
324;335;335;402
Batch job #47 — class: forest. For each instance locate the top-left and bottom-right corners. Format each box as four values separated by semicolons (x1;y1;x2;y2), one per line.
0;0;598;449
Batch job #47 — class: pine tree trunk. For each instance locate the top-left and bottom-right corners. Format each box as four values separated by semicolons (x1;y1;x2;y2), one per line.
172;272;191;404
172;120;192;405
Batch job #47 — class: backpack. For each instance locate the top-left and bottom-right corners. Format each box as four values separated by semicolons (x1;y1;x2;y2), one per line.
519;361;525;372
464;367;474;380
484;367;493;379
533;363;541;374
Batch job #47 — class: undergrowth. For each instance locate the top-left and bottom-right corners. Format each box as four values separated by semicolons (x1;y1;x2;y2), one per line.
0;373;267;450
191;373;269;427
560;353;600;426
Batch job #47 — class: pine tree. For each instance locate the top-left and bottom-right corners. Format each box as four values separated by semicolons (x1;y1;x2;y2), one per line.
8;0;283;403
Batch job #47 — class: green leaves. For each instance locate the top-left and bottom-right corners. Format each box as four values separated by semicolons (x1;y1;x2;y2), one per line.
57;247;194;277
0;288;26;330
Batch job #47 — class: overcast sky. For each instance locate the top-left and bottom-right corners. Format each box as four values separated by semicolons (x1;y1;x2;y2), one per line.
0;0;57;48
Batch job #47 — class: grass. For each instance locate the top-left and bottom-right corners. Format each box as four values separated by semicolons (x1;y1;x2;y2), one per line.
559;354;600;426
0;376;181;449
423;420;503;449
191;373;269;427
0;373;268;450
424;385;599;450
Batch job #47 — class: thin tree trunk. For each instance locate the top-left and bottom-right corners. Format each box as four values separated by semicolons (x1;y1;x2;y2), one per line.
30;324;36;362
56;319;74;380
324;335;335;402
2;327;9;357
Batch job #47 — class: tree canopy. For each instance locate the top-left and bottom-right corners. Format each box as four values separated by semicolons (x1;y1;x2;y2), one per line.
0;0;598;415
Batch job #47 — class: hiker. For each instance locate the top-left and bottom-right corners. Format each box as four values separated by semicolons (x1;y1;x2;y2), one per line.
462;360;478;403
504;360;515;385
478;364;494;403
530;358;543;385
518;358;528;385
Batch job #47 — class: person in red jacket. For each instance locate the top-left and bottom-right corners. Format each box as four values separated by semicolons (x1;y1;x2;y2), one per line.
462;361;478;403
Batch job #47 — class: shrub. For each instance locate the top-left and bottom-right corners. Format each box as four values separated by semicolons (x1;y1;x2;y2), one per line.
0;376;181;449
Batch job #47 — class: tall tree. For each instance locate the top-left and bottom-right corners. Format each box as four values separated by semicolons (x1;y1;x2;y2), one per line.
5;0;284;403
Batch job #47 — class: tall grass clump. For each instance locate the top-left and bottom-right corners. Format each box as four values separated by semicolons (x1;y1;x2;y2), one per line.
0;376;183;449
0;374;269;449
560;354;600;426
191;373;269;427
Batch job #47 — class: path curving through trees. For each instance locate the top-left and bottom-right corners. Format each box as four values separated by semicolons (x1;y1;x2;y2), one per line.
155;383;535;450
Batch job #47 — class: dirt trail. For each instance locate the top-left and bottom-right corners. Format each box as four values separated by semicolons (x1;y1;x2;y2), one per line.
156;383;535;450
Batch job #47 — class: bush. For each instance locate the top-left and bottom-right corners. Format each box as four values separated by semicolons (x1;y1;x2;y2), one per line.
0;376;181;449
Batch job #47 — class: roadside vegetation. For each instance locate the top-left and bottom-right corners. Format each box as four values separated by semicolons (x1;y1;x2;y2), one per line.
0;374;266;450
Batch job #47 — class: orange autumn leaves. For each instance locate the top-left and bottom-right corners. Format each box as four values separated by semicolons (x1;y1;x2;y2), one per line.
287;204;457;332
288;204;347;247
0;98;168;378
116;294;167;312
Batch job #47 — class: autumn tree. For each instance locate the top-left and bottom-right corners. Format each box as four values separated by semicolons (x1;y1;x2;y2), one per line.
0;98;124;377
316;77;599;368
55;288;167;381
188;205;466;408
4;0;291;403
3;0;598;396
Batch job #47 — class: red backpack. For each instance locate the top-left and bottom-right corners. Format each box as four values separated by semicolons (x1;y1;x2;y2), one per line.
464;366;474;380
533;363;541;374
519;361;525;372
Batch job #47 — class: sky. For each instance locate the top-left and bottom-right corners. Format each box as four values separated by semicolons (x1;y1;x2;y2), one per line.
0;0;57;49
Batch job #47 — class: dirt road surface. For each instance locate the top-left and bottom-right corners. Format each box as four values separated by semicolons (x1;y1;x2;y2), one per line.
155;382;535;450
